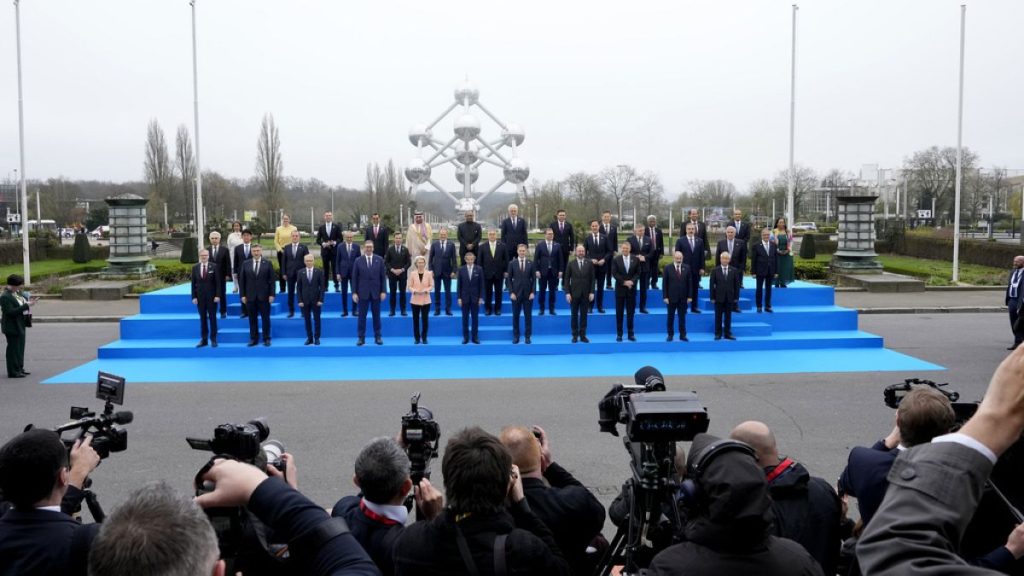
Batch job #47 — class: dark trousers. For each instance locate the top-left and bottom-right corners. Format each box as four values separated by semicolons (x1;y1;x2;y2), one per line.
605;260;614;288
197;299;218;342
357;297;382;339
286;274;298;313
339;276;352;314
434;276;452;313
321;248;337;289
215;275;227;315
714;301;733;337
462;301;479;339
1010;298;1023;344
637;265;650;309
570;296;589;337
537;272;558;312
302;303;321;340
666;300;687;337
511;296;532;339
5;333;24;376
592;265;607;311
615;289;636;336
649;256;661;288
756;274;773;310
484;276;503;314
688;273;701;311
247;299;271;342
412;304;430;342
389;276;407;314
277;252;286;292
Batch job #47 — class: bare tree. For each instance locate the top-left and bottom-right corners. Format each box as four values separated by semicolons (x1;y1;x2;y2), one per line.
564;172;604;221
144;119;174;221
770;165;817;219
902;146;978;223
600;165;638;222
256;113;284;217
175;125;195;225
636;170;666;218
687;179;738;208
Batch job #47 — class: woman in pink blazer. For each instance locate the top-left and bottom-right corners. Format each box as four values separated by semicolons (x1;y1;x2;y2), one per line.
407;255;434;343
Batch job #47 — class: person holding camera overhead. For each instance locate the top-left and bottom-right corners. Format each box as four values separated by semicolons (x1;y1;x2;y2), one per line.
2;273;37;378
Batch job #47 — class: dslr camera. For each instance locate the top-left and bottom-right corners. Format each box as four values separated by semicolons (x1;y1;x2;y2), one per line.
53;371;133;459
401;393;440;484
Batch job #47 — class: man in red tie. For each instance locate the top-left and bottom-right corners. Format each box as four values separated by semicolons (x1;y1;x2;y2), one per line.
550;209;575;287
364;212;390;257
191;249;220;348
661;251;692;342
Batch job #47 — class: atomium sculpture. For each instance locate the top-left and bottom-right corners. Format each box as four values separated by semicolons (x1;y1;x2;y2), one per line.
405;80;529;213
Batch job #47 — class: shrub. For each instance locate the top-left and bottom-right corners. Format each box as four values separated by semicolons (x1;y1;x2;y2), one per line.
180;237;199;264
155;261;192;284
72;234;91;263
795;260;828;280
799;234;816;259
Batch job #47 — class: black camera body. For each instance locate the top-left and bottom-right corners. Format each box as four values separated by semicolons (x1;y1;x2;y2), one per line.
883;378;979;426
401;393;440;484
600;385;709;443
53;371;132;459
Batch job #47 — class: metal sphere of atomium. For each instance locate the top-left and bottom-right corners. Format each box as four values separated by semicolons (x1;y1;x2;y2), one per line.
404;158;431;185
454;80;479;105
504;157;530;185
455;142;479;165
456;197;479;213
408;124;432;147
453;114;481;142
456;165;480;185
502;123;525;147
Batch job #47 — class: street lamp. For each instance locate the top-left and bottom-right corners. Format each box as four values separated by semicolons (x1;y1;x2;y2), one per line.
13;0;30;283
190;0;205;245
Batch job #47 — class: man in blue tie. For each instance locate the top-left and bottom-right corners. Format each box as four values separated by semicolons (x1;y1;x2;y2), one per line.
351;240;387;346
1007;255;1024;350
457;252;484;344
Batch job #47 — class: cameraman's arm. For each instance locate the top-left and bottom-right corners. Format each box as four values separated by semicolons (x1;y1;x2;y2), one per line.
507;465;570;575
68;436;100;490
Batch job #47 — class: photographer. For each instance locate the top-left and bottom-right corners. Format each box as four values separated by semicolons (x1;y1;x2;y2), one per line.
331;437;444;576
0;429;101;576
499;425;606;575
393;426;570;575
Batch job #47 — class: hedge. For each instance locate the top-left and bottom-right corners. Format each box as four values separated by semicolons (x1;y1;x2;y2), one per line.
49;246;110;261
155;261;193;284
795;260;829;280
894;235;1019;268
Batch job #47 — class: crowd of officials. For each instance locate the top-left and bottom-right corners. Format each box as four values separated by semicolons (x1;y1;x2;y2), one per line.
189;206;799;348
4;357;1024;575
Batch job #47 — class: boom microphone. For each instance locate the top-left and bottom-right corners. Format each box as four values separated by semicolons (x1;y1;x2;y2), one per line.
634;366;665;390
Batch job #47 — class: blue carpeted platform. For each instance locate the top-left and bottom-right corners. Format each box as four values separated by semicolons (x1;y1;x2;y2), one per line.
45;279;943;383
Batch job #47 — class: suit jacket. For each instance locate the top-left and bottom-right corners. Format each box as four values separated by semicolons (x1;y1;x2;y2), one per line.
206;244;231;285
0;508;98;576
709;265;741;304
643;226;665;259
730;220;752;242
479;240;508;280
281;242;310;278
457;221;483;257
750;240;779;278
316;222;342;251
239;258;275;301
611;254;640;296
232;242;255;277
565;258;595;301
627;235;655;269
500;217;528;252
506;258;536;299
837;440;898;526
522;462;606;576
715;238;748;270
407;269;434;306
351;254;386;300
335;242;362;279
385;244;411;279
457;265;484;303
682;220;709;256
675;236;706;274
191;262;219;302
662;263;692;304
297;267;325;307
406;222;433;258
601;223;619;254
0;290;28;337
1007;268;1024;305
584;232;609;263
534;241;563;278
550;220;575;255
428;240;457;278
364;224;390;256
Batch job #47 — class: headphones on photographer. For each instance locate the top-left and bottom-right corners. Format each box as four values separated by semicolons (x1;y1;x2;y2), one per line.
677;439;757;507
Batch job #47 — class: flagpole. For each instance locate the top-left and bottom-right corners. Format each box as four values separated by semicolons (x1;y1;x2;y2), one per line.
786;4;798;228
952;4;966;283
14;0;30;284
191;0;205;244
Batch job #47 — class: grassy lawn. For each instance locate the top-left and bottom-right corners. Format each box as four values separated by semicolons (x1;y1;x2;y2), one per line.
805;253;1004;286
0;260;106;282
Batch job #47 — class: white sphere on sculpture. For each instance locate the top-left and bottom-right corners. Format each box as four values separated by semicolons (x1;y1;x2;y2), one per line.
404;158;431;184
504;158;530;184
456;142;479;165
454;114;481;142
408;124;432;147
456;165;480;185
502;123;525;147
456;197;479;212
454;80;479;105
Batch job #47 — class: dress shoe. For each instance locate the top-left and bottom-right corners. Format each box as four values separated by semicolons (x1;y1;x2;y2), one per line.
539;310;545;316
304;338;313;345
495;312;502;316
211;341;217;348
196;340;208;348
433;311;440;316
680;335;689;342
691;308;701;314
357;339;365;346
463;337;469;344
580;336;590;343
9;373;25;378
640;308;649;314
765;307;774;313
513;337;520;344
628;334;636;342
733;307;742;313
714;335;722;341
415;338;421;344
375;337;383;345
401;311;408;317
287;313;295;319
341;311;349;317
19;370;31;375
485;311;493;316
247;340;258;347
314;338;320;346
524;336;531;344
445;311;453;316
572;336;578;343
472;338;480;344
598;308;606;314
616;336;623;342
220;313;227;319
725;335;736;340
549;309;556;316
757;308;762;313
389;312;396;317
240;314;249;319
666;335;673;342
263;340;271;347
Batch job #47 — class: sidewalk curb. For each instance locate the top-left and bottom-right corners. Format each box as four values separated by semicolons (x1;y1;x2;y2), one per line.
35;316;125;323
856;306;1004;315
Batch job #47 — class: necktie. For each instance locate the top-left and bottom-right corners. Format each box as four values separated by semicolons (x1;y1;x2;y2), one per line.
367;256;371;267
624;257;629;272
547;241;552;254
374;226;378;236
579;259;583;270
202;264;206;279
729;241;733;253
469;266;473;277
245;245;250;258
327;223;331;235
307;269;312;282
512;218;517;228
604;224;609;234
1013;270;1021;298
441;241;446;253
593;233;598;245
559;222;563;232
723;266;728;277
676;264;681;276
254;260;258;273
292;243;298;256
491;243;495;256
689;237;694;251
764;242;769;253
520;259;524;272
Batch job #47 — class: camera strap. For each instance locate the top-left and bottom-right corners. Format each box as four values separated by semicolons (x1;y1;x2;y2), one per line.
766;458;796;484
454;524;508;576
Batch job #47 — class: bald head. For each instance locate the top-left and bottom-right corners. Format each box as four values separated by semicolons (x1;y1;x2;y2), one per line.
729;420;779;468
499;426;541;475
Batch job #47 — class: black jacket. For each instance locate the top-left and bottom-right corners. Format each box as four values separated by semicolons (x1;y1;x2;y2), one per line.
457;221;483;257
764;460;841;576
331;496;404;576
385;245;411;279
0;505;98;576
479;241;509;280
522;463;606;576
393;500;570;576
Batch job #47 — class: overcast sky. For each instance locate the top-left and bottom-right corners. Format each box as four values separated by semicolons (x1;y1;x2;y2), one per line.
0;0;1021;196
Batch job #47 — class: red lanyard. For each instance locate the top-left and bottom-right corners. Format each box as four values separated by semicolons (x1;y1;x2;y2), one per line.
359;498;400;526
766;458;795;483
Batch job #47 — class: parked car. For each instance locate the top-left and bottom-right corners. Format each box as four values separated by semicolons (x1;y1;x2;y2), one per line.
792;222;818;232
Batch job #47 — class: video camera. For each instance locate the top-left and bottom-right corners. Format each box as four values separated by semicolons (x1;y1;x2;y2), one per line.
883;378;979;425
599;367;709;444
401;393;440;484
53;372;132;459
187;418;285;472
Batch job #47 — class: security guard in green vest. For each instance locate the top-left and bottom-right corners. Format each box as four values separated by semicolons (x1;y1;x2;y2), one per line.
1;274;36;378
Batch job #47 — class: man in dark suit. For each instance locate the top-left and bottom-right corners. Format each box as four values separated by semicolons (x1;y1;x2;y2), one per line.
239;244;275;346
1;274;34;378
232;229;255;318
662;251;691;342
585;220;609;313
730;208;752;244
281;230;309;318
500;204;528;261
479;229;508;316
644;215;665;290
316;211;341;292
716;226;748;313
385;232;411;317
506;243;536;344
565;244;594;343
364;212;390;257
551;209;575;282
296;253;324;345
191;249;220;348
710;251;741;340
683;208;709;259
207;231;231;318
675;222;706;313
612;241;640;342
457;210;483;266
335;231;361;317
0;429;101;576
628;227;655;313
750;228;778;313
1006;255;1024;349
601;210;618;289
352;240;387;346
457;252;484;344
534;229;563;316
428;228;457;316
